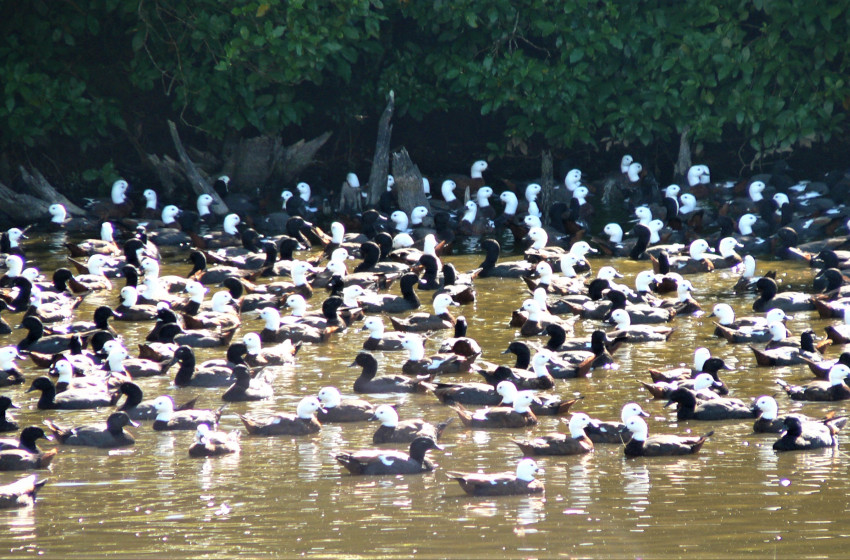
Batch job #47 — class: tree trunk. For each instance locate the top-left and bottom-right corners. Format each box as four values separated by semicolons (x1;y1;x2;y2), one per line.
674;126;692;178
539;150;555;226
391;148;430;216
367;91;395;207
0;179;54;223
278;132;331;185
19;166;88;216
167;120;230;216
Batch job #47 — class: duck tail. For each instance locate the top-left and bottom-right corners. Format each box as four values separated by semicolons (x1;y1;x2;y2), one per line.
449;405;473;426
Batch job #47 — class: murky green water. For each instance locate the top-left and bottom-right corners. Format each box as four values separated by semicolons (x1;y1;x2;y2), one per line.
2;231;848;558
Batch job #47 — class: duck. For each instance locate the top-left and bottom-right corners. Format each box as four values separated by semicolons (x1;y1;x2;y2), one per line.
504;340;591;379
606;309;674;343
189;213;243;250
583;402;650;445
0;474;47;508
495;380;581;416
181;291;241;331
221;365;274;402
432;381;502;407
52;358;112;393
351;352;434;394
0;347;25;387
750;329;826;367
477;351;557;390
0;396;19;432
523;227;567;264
241;332;297;367
43;412;137;448
152;395;222;431
16;316;80;355
399;334;476;376
710;304;789;342
257;307;332;345
389;293;457;332
284;294;346;332
336;436;442;476
451;391;538;429
447;457;544;496
753;395;848;434
370;404;452;444
824;306;850;344
168;346;235;388
114;382;198;421
260;260;317;299
63;222;121;258
352;241;410;276
361;316;407;351
776;364;850;401
752;277;814;312
220;276;282;313
0;426;53;454
315;387;379;423
0;427;57;471
660;280;701;316
63;305;122;335
477;239;534;278
113;286;159;321
69;254;113;290
149;318;238;349
26;376;116;410
512;413;597;456
665;239;715;274
188;424;240;457
238;396;324;436
665;387;756;421
542;326;624;368
517;298;575;337
639;371;727;401
522;261;583;296
623;416;713;457
772;415;842;452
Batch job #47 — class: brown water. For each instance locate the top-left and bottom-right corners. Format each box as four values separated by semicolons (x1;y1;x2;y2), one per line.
2;231;849;558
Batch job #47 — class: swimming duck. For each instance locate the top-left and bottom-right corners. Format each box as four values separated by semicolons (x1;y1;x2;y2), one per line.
351;352;434;394
752;277;814;312
400;334;476;376
665;387;756;421
389;293;457;332
182;291;241;331
494;380;581;417
582;402;650;445
114;382;197;421
220;276;282;313
315;387;379;423
370;404;452;444
64;222;121;258
451;391;538;429
336;436;442;476
750;329;825;367
352;241;410;276
68;254;113;291
150;318;239;349
517;298;575;337
52;358;112;393
732;255;776;293
512;413;597;456
189;213;243;250
640;371;726;401
0;396;19;432
710;305;789;342
257;307;332;345
447;457;544;496
360;317;406;351
823;306;850;344
522;261;583;296
0;426;53;454
0;347;25;387
753;395;848;434
478;239;534;278
0;427;57;471
114;286;159;321
26;376;116;410
623;416;713;457
168;346;235;388
0;475;47;508
17;316;80;356
776;364;850;401
664;239;715;274
772;414;841;452
43;412;137;448
188;423;241;457
221;365;274;402
152;395;222;431
606;309;674;343
241;332;297;367
239;396;324;436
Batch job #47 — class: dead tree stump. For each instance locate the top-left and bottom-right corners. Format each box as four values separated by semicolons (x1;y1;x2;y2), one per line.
391;148;430;217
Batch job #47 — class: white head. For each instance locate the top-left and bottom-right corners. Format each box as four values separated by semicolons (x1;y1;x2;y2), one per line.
185;280;207;302
346;173;360;188
773;192;789;209
161;205;180;224
525;183;542;202
534;261;553;281
111;179;129;204
86;254;111;276
197;194;214;215
441;180;457;202
718;237;742;258
754;396;778;420
280;190;294;208
410;206;429;225
521;299;544;321
531;350;551;376
711;303;735;325
372;404;400;427
496;380;519;403
390;210;409;232
676;280;695;301
242;332;262;354
362;316;386;338
329;222;345;243
829;364;850;386
688;239;711;260
768;322;787;341
476;186;493;206
627;162;643;182
317;387;342;408
152;395;176;421
748;181;766;202
569;241;595;258
433;293;458;315
693;373;721;391
4;255;22;276
515;458;543;482
634;270;657;293
392;233;414;250
296;182;311;201
597;266;623;281
625;416;650;441
621;402;648;424
143;189;157;209
664;184;681;199
523;215;543;229
679;193;697;213
258;307;282;330
470;160;488;179
222;214;241;235
568;413;596;438
462;201;477;223
399;334;425;361
0;346;19;368
49;203;67;223
620;155;634;174
512;391;536;414
573;186;589;204
500;191;518;214
210;291;233;312
609;308;631;328
100;222;115;243
604;223;624;243
559;254;579;278
694;347;711;370
120;286;139;307
738;214;758;235
565;169;582;191
741;255;756;278
296;396;324;419
527;227;548;249
341;285;364;307
285;294;308;316
634;206;652;225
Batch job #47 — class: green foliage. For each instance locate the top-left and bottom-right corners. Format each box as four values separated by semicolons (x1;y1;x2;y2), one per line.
1;0;848;166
